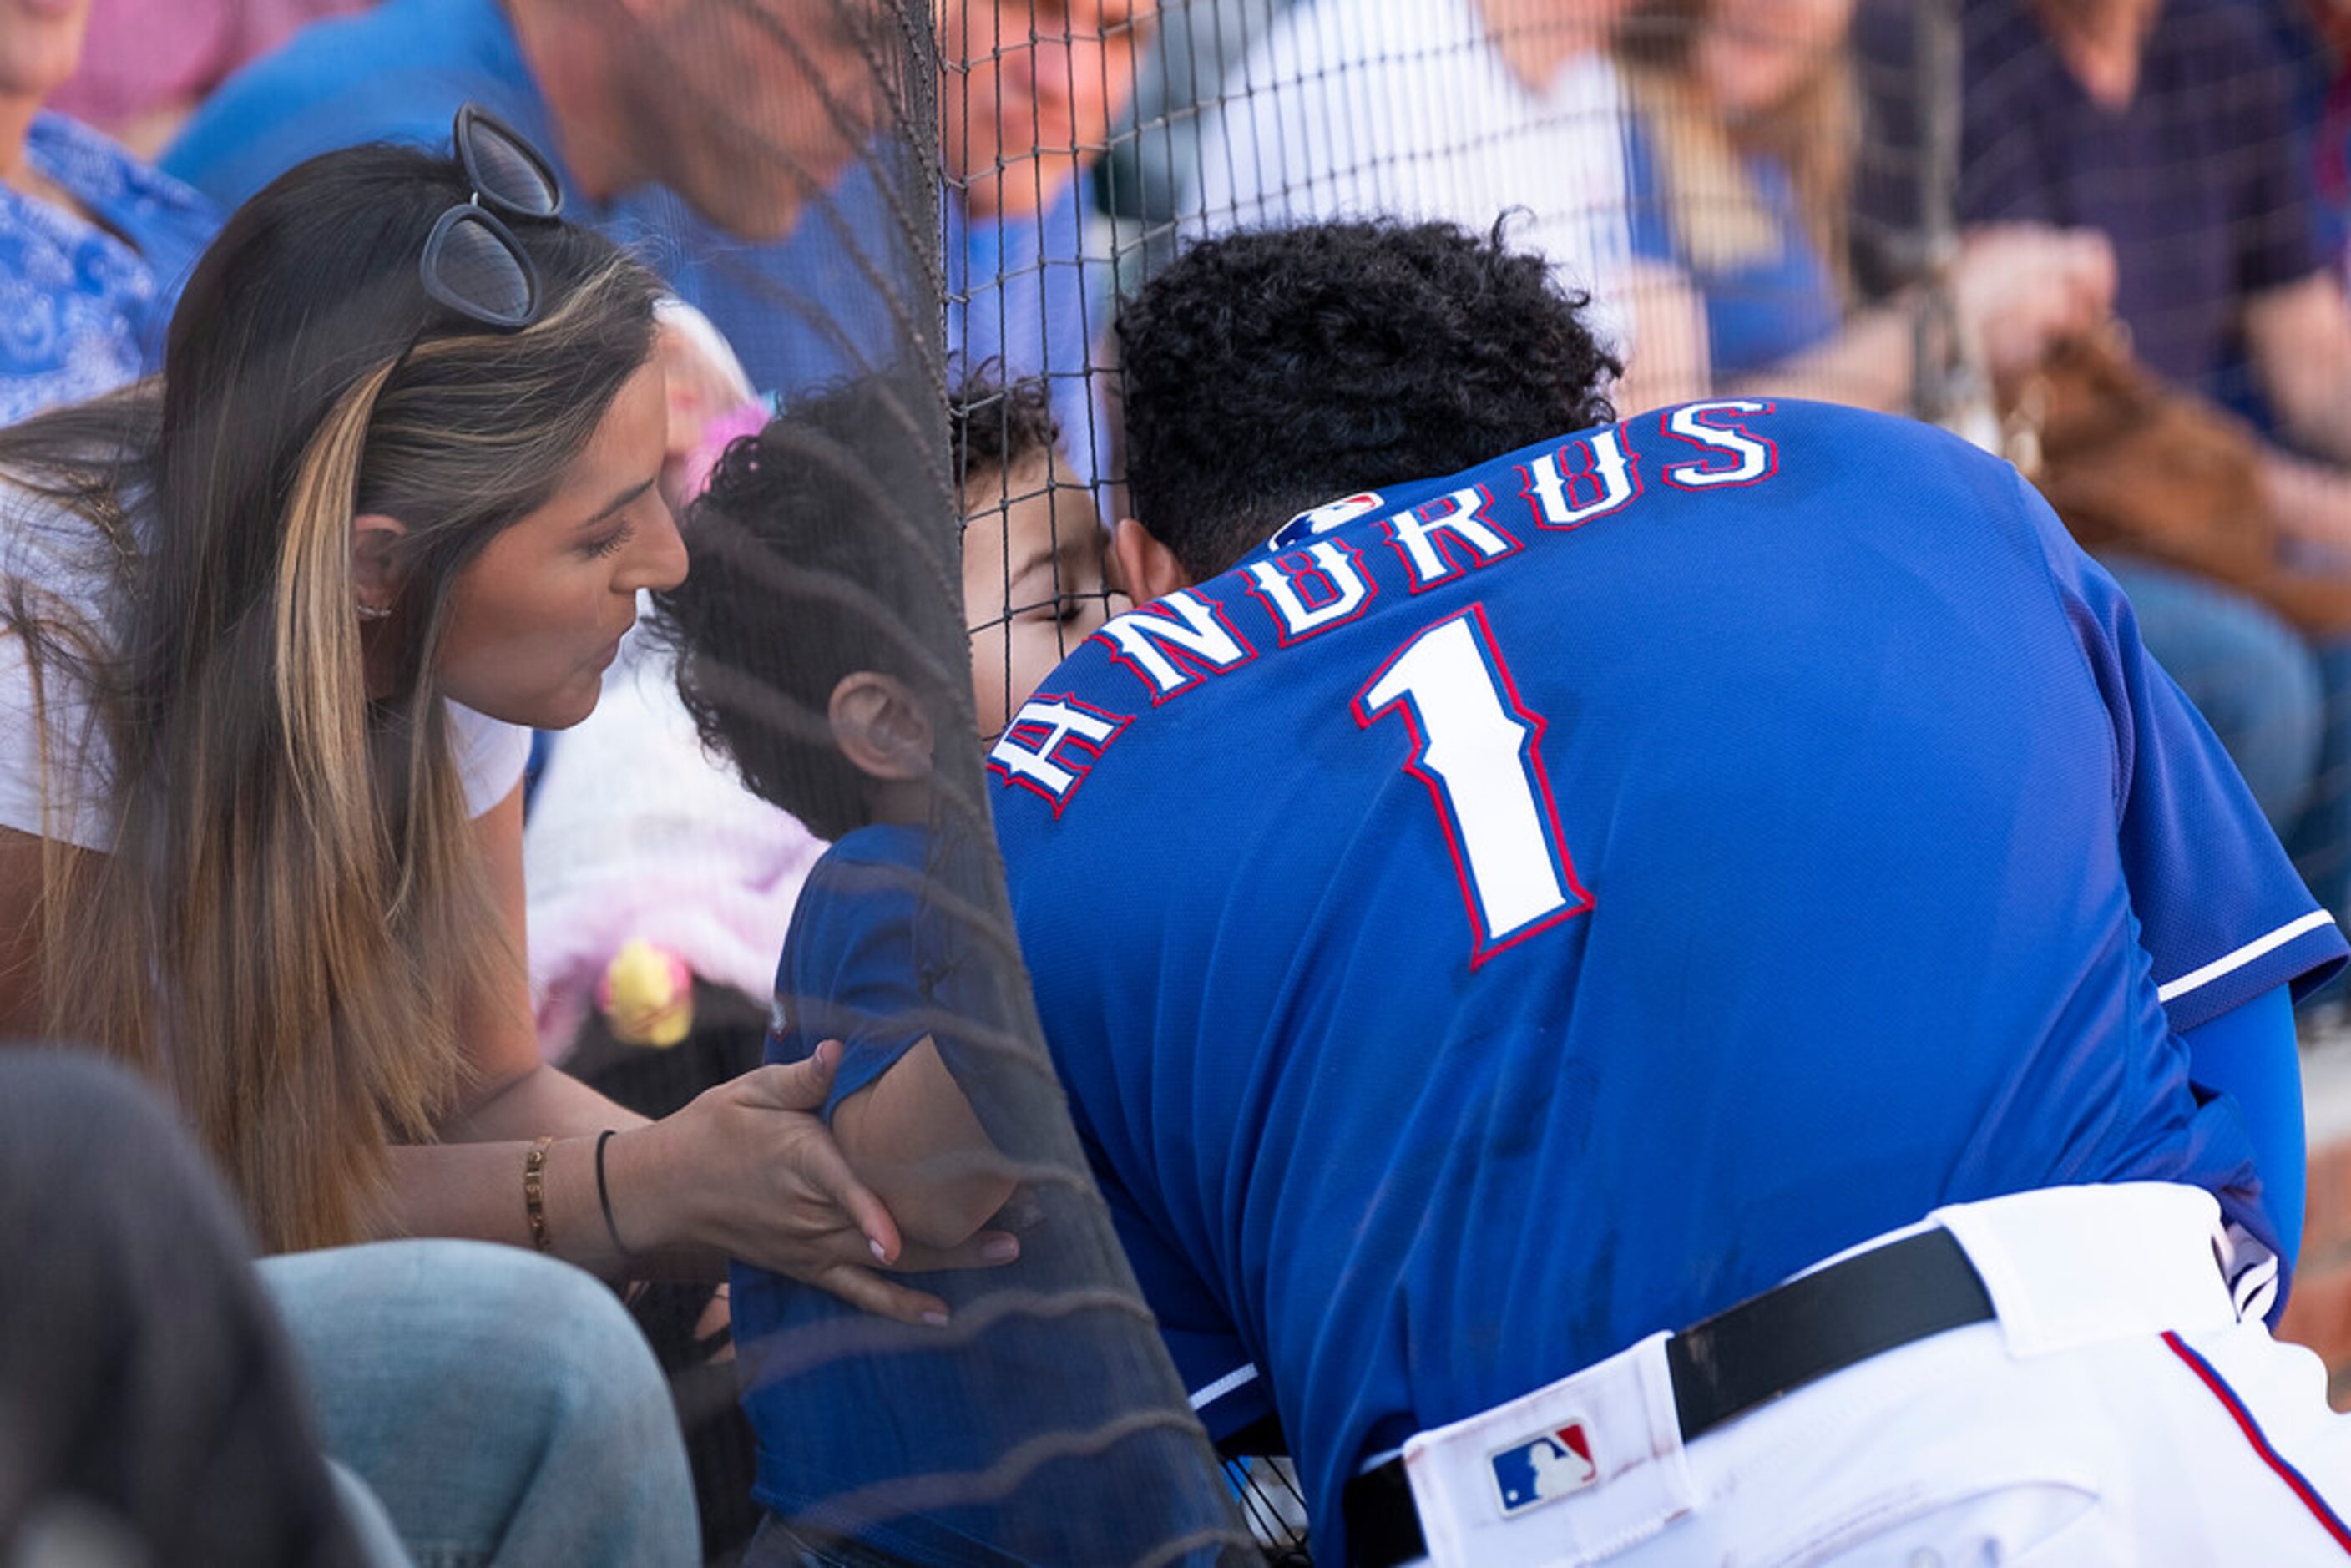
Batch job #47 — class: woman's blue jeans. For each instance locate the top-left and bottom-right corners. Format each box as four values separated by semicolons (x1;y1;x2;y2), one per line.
259;1241;700;1568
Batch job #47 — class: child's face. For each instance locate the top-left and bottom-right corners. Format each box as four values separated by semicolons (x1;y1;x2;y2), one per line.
962;454;1111;739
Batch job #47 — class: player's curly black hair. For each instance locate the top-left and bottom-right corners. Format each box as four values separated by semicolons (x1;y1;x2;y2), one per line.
1115;218;1622;579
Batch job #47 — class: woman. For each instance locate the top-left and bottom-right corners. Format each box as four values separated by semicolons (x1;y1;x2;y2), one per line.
0;0;218;422
1614;0;2115;407
0;117;1009;1556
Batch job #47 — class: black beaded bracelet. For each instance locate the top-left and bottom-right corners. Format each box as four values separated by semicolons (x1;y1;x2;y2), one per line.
594;1129;635;1261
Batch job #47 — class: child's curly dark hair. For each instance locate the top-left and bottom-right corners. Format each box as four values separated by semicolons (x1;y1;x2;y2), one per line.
1115;218;1622;579
649;372;972;841
949;371;1060;505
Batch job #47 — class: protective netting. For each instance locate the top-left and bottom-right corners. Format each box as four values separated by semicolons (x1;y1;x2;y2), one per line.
521;4;1256;1563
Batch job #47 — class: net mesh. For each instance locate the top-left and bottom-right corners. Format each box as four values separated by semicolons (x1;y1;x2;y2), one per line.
8;0;2348;1563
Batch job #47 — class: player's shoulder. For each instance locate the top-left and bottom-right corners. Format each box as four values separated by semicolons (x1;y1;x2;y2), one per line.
1642;396;1967;456
1457;397;2000;503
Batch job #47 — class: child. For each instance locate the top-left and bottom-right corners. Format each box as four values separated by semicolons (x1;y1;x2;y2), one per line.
650;373;1223;1564
955;376;1119;740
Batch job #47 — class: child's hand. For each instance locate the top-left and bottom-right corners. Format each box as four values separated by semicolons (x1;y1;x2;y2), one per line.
610;1040;1021;1324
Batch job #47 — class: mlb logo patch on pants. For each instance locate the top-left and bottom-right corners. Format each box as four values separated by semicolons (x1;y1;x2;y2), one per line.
1489;1423;1599;1515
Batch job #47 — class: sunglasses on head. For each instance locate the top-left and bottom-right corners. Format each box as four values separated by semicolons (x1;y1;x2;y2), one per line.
419;104;567;331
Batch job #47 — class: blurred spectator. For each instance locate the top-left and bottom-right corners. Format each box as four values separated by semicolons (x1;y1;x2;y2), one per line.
1857;0;2351;930
2;1051;377;1568
0;1050;696;1568
48;0;362;159
2276;0;2351;273
945;0;1156;484
1189;0;1710;413
1089;0;1287;278
159;0;890;393
0;0;216;423
1615;0;2111;406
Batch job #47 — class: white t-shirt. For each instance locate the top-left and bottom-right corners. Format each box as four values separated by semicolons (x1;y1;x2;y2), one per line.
1191;0;1634;355
0;478;528;851
521;627;826;1054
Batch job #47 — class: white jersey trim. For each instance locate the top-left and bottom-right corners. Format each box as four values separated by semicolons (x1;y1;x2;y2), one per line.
2154;911;2337;1004
1188;1362;1261;1411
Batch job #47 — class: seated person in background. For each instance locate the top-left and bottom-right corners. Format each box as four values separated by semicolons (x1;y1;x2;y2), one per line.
159;0;886;394
652;376;1234;1565
47;0;361;159
1856;0;2351;935
1190;0;1711;414
0;1051;696;1568
835;219;2347;1564
944;0;1157;488
0;0;218;422
1615;0;2112;408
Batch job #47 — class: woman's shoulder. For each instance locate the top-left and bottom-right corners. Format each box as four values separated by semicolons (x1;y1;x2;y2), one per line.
445;701;531;818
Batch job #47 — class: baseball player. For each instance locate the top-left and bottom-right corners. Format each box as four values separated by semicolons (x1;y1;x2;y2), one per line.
832;220;2351;1565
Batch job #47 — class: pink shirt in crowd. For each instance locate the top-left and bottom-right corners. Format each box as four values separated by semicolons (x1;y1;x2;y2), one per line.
52;0;365;133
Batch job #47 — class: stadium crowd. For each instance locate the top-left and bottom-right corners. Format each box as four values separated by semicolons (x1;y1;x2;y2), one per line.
7;0;2351;1565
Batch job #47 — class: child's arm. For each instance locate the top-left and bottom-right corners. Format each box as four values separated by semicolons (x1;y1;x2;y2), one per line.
829;1037;1020;1252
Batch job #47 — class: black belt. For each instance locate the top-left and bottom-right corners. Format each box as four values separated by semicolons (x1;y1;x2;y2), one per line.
1342;1227;1994;1568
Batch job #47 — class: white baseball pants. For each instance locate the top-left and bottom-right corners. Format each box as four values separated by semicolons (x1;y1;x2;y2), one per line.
1395;1183;2351;1566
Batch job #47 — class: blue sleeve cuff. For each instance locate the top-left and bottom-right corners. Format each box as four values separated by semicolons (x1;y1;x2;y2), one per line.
2183;984;2305;1284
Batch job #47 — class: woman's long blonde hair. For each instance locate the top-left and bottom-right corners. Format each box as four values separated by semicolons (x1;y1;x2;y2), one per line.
1617;0;1858;298
0;144;661;1252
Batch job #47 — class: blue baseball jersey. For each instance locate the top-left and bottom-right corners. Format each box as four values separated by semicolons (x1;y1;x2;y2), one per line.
984;400;2347;1564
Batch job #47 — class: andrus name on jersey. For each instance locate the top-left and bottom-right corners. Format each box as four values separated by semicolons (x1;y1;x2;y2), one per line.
987;400;1780;815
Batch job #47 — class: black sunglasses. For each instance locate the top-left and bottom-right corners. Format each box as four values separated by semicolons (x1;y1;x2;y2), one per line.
418;104;567;331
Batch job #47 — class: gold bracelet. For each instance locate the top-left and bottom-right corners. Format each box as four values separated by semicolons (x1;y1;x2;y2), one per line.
522;1136;555;1252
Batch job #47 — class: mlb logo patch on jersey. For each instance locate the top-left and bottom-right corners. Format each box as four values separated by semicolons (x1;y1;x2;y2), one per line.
1488;1421;1598;1517
1265;490;1385;552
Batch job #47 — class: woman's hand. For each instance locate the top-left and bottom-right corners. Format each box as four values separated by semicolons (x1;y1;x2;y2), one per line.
1953;225;2117;395
607;1041;1020;1323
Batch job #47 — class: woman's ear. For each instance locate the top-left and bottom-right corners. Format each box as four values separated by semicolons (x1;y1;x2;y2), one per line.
352;512;409;618
828;670;938;782
1110;517;1191;605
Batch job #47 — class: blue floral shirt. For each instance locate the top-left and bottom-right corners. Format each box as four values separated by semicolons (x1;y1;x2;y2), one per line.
0;114;219;424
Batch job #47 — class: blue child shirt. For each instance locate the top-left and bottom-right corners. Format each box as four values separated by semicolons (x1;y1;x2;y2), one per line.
730;822;1239;1565
983;399;2348;1565
0;114;217;423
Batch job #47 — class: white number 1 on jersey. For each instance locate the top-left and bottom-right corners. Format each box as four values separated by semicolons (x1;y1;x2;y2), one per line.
1352;604;1590;964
